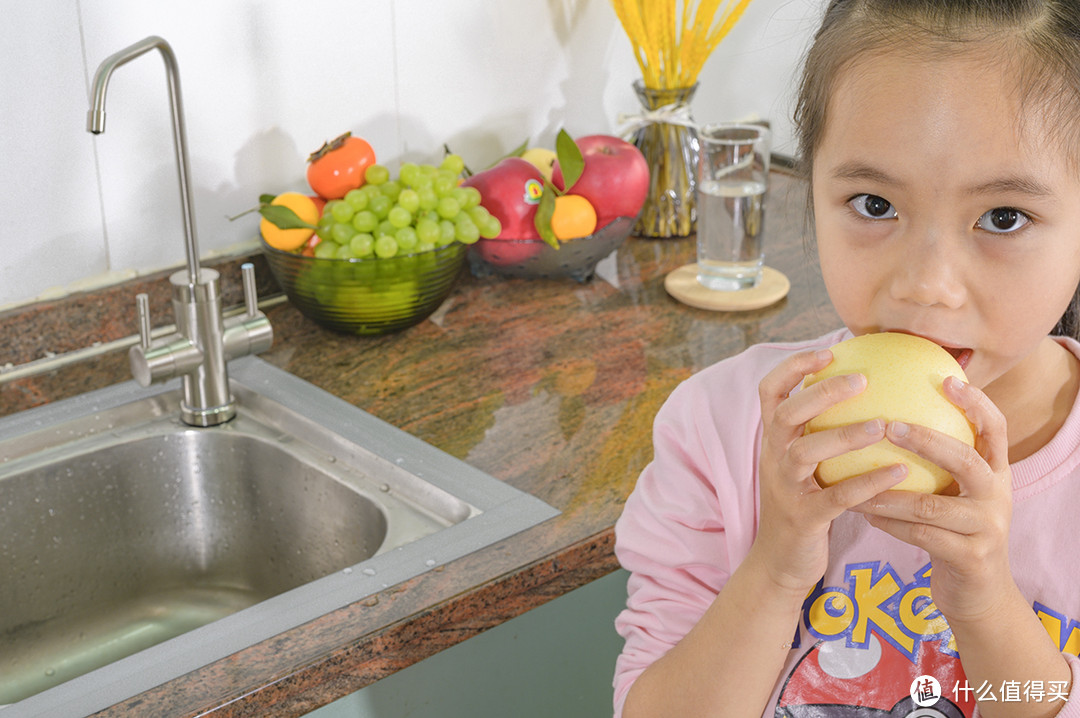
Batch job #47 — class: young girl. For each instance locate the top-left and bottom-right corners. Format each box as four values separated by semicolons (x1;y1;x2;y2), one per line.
613;2;1080;717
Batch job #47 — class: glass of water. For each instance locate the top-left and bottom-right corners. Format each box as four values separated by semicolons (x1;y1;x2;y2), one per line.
695;123;771;291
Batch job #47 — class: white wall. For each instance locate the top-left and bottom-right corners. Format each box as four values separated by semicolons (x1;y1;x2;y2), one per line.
0;0;821;309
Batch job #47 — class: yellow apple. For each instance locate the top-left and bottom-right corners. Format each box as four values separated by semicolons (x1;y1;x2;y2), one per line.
803;332;976;494
520;147;558;182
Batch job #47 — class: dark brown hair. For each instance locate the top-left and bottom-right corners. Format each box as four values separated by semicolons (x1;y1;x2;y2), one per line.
792;0;1080;337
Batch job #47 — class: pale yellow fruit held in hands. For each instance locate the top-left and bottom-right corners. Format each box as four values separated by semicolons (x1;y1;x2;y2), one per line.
803;332;976;494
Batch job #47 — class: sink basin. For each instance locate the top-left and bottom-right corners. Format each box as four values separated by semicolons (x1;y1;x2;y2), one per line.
0;357;557;716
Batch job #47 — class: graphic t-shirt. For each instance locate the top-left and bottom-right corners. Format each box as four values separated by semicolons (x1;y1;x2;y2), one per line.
613;329;1080;717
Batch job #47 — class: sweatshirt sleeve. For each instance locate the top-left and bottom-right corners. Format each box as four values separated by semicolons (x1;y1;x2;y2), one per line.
611;349;770;716
1038;653;1080;717
967;653;1080;717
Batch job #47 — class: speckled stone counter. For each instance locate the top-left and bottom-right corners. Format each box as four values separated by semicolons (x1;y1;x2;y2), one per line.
0;172;840;716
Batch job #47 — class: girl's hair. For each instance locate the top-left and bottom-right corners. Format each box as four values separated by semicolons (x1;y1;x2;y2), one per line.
793;0;1080;338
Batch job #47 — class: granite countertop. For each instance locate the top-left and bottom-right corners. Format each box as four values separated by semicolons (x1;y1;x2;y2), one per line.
0;171;839;716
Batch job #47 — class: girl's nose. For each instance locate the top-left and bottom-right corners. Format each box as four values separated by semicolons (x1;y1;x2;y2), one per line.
888;232;967;309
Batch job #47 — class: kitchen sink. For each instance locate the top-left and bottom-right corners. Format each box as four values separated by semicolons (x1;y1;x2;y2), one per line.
0;357;557;716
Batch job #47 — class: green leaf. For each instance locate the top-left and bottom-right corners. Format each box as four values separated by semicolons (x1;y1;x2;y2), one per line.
534;184;560;249
259;204;317;230
554;129;584;192
481;138;531;171
507;138;531;158
258;193;277;205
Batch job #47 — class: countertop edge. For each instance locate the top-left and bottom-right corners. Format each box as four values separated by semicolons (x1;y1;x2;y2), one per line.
107;529;619;717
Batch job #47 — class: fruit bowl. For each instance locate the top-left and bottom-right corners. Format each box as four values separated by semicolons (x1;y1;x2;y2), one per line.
262;239;467;335
466;216;634;283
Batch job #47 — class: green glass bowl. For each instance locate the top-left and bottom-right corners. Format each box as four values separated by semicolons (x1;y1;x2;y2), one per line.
262;240;467;336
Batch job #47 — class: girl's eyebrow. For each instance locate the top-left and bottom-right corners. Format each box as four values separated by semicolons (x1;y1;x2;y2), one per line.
966;176;1054;198
828;162;899;187
829;161;1054;198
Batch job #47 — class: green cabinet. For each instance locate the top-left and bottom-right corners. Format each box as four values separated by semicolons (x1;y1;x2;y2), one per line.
310;569;629;717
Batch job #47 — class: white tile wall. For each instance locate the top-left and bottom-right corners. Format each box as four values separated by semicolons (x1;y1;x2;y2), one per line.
0;0;820;310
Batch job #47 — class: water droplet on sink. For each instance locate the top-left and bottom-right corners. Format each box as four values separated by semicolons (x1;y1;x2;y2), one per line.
362;568;376;576
342;567;353;575
379;484;390;493
395;457;404;465
45;668;55;677
425;559;436;567
327;456;337;463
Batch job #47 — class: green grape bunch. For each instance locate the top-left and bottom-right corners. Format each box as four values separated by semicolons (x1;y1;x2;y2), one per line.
310;154;502;260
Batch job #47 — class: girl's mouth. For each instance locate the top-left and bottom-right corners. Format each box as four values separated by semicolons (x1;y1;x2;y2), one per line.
943;346;972;370
885;330;972;370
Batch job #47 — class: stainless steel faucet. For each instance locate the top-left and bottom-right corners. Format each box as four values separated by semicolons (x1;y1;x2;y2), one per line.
87;36;272;426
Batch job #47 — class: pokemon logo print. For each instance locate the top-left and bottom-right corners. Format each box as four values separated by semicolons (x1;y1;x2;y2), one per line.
774;561;1079;717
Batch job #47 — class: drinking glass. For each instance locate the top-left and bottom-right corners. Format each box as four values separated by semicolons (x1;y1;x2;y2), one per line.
695;123;771;291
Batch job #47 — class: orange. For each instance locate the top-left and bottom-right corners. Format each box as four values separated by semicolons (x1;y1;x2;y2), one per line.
550;194;597;241
260;192;319;251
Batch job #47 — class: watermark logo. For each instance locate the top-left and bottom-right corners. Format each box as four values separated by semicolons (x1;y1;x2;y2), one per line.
911;675;942;707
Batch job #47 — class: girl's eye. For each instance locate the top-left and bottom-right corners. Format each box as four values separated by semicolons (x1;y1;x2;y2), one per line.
976;207;1030;234
850;194;897;220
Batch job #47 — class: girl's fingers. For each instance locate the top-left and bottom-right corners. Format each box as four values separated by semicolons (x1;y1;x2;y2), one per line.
809;464;909;519
862;512;966;556
942;376;1009;473
782;418;886;476
852;486;979;535
760;350;868;431
759;349;834;417
884;420;997;499
775;372;867;430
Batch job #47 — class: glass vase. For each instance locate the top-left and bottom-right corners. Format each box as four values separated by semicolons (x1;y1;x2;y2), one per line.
629;80;699;238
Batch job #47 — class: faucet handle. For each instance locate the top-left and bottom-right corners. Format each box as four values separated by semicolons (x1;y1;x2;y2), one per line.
222;263;274;361
129;290;202;389
135;293;153;349
241;262;258;318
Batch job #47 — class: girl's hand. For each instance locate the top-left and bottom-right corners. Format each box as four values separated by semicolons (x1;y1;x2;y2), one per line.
852;376;1014;623
753;349;908;596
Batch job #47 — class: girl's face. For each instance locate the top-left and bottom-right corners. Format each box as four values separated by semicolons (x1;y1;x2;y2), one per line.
812;45;1080;403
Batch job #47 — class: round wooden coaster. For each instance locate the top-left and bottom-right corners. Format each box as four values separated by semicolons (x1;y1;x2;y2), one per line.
664;264;790;312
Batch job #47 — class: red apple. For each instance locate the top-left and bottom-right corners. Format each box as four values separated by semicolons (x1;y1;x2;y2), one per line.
552;135;649;229
461;157;545;240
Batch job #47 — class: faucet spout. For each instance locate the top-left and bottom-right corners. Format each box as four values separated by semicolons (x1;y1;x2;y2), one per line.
87;35;200;285
89;37;273;427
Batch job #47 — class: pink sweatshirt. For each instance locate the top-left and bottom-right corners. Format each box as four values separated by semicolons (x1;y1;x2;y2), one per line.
614;329;1080;717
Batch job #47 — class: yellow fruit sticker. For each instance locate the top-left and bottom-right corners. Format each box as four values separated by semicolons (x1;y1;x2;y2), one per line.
523;179;543;205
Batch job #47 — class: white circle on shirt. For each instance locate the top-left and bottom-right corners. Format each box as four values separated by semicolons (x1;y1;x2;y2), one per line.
815;635;881;679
